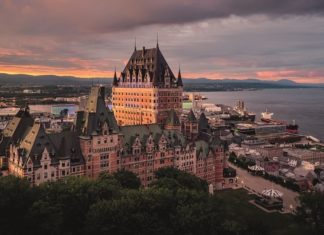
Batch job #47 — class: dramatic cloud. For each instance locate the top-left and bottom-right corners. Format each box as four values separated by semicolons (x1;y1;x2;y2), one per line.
0;0;324;82
1;0;324;35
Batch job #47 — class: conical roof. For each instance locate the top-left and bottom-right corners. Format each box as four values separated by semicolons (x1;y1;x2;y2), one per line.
177;68;183;87
187;110;197;123
165;109;180;126
113;68;118;86
198;112;209;132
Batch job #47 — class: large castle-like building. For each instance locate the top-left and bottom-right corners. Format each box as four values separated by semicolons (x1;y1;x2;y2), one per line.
112;43;183;125
1;44;225;189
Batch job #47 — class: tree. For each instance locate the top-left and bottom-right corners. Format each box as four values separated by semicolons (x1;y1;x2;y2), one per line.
296;191;324;234
27;200;63;235
0;176;36;234
154;167;208;192
112;170;141;189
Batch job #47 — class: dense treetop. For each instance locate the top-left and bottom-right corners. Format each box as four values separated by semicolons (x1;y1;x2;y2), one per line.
0;167;317;235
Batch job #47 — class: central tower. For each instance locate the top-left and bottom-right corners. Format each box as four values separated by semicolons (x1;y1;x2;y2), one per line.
112;43;183;126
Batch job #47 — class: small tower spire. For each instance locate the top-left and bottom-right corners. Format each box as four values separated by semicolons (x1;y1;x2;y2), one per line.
134;37;137;51
113;67;118;86
177;65;183;87
156;32;159;48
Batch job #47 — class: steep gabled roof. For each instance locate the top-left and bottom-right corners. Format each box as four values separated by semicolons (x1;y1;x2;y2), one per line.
198;112;209;132
18;122;56;166
1;104;34;156
165;109;181;126
3;104;33;141
187;110;197;123
75;86;119;136
195;140;210;158
119;124;186;155
118;46;178;88
17;122;84;167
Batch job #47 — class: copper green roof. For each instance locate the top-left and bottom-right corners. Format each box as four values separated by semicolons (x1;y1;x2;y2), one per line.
119;124;186;155
165;109;180;126
198;112;209;132
187;110;197;122
75;86;119;136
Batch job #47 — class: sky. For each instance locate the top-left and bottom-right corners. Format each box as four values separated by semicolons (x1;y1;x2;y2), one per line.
0;0;324;83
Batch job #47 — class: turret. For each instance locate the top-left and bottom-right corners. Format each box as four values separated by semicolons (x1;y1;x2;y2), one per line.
113;68;118;86
182;110;198;140
177;67;183;87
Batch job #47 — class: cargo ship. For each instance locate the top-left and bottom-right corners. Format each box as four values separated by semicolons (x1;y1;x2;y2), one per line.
233;100;256;122
260;110;299;134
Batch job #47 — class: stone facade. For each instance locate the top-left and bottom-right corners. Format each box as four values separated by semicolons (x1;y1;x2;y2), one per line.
3;86;225;188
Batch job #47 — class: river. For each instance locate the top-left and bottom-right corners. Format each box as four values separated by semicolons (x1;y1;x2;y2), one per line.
200;88;324;141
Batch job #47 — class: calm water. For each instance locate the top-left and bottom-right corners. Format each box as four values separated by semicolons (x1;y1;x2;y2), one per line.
200;88;324;141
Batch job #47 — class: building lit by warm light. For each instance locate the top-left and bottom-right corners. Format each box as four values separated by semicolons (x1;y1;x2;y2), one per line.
112;43;183;126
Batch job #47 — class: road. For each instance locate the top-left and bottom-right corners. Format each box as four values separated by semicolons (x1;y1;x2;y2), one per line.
228;162;300;212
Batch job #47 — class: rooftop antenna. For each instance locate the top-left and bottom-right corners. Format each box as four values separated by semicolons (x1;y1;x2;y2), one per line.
156;32;159;48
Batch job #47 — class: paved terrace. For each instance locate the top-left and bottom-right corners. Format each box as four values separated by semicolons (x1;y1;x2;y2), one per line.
228;162;300;213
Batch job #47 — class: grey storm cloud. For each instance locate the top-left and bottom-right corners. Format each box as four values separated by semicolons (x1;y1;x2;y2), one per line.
1;0;324;82
1;0;324;35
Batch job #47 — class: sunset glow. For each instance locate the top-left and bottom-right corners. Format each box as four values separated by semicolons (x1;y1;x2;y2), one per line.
0;1;324;83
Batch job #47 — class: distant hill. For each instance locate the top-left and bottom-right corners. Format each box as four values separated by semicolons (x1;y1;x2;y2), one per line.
0;73;112;86
0;73;322;88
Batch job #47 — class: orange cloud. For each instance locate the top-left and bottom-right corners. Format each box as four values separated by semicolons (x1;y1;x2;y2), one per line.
256;69;324;83
0;64;114;78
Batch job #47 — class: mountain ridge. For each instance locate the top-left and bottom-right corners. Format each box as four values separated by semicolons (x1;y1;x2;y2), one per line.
0;73;322;87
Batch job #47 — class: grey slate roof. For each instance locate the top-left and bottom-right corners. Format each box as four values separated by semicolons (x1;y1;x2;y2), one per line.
117;46;181;88
17;122;84;167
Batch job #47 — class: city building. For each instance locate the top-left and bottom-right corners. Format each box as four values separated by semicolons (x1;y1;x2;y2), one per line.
0;105;34;168
4;86;225;188
112;43;183;126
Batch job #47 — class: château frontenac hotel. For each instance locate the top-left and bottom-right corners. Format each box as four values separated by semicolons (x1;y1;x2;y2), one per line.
0;44;225;189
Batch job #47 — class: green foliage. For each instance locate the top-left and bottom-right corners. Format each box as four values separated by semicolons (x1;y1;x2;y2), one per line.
0;176;36;235
153;167;208;192
296;191;324;234
0;170;312;235
112;170;141;189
